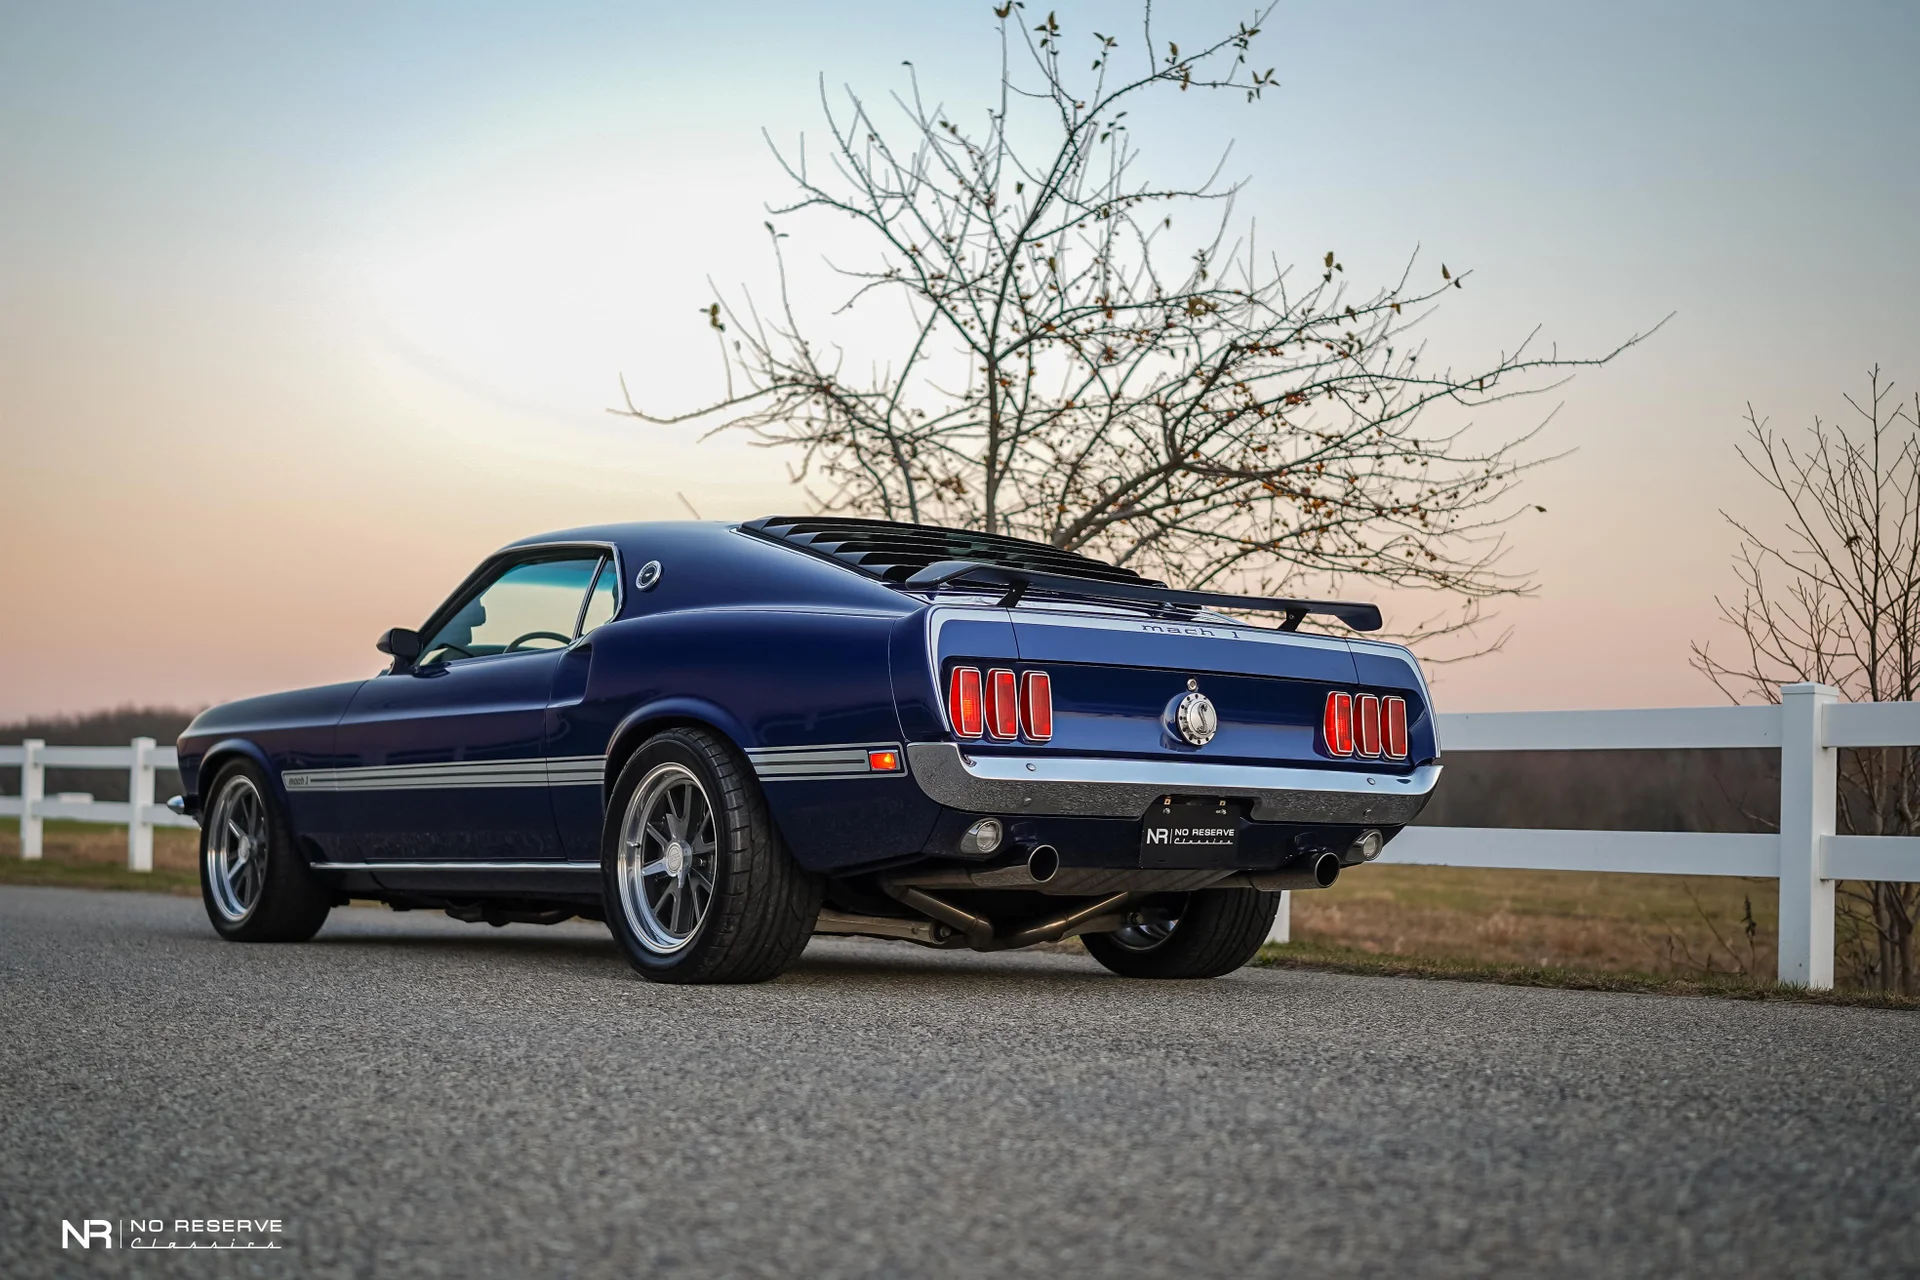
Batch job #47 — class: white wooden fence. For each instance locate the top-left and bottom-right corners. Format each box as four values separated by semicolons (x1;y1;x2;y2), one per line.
1271;682;1920;990
7;681;1920;989
0;738;196;872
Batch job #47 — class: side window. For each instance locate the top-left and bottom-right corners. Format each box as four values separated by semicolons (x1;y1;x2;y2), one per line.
419;557;600;665
577;557;619;634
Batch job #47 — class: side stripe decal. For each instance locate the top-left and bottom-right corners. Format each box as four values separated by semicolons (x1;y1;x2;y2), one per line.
283;744;907;791
744;743;907;780
284;755;607;792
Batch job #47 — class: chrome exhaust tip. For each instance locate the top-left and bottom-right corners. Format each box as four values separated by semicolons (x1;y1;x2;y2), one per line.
1026;844;1059;883
1246;850;1342;892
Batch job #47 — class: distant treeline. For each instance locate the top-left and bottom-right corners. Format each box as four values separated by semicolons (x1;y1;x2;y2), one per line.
0;705;1782;834
0;706;199;802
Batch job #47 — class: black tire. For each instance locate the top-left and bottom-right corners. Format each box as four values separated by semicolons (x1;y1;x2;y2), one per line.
198;759;332;942
600;727;822;984
1082;889;1278;979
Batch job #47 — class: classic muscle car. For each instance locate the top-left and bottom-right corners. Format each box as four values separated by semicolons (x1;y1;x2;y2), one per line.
173;516;1440;983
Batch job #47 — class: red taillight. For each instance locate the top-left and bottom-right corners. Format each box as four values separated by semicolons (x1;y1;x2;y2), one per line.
948;667;983;738
1323;691;1354;756
1020;671;1053;741
1384;696;1409;760
1356;694;1382;757
985;668;1020;739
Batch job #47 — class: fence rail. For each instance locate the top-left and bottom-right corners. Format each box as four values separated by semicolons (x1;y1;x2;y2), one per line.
8;682;1920;989
1;738;195;872
1344;683;1920;990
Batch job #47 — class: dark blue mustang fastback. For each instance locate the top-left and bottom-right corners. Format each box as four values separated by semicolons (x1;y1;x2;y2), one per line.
175;517;1440;982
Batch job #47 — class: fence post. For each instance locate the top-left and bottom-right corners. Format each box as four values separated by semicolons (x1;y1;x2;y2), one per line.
1265;891;1291;945
1778;683;1837;989
20;739;44;859
128;737;156;872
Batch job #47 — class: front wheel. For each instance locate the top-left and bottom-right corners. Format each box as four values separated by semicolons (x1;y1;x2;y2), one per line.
601;727;822;984
199;761;332;942
1082;888;1278;979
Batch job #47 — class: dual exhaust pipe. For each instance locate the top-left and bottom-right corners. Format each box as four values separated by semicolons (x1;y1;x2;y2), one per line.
995;831;1367;893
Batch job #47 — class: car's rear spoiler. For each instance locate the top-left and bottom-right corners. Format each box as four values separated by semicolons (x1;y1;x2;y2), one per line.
902;560;1383;632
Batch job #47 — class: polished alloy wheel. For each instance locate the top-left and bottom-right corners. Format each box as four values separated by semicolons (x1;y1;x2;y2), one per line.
205;774;269;922
616;763;718;954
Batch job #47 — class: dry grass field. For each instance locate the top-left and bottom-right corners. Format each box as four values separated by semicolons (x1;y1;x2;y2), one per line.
0;822;200;894
1294;863;1780;979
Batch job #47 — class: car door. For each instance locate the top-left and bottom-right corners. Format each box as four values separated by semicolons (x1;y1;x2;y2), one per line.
330;549;605;863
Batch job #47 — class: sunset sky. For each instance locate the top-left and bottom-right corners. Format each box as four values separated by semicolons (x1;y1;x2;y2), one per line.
3;0;1917;721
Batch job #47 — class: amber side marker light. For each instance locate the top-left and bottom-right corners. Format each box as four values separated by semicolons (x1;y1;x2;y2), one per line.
867;749;901;772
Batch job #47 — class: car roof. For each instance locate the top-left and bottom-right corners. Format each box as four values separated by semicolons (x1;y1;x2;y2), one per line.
500;519;914;613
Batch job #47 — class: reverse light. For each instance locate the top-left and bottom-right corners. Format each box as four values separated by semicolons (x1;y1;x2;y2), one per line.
948;667;984;738
1323;691;1354;757
985;668;1020;739
1019;671;1054;741
1356;694;1382;758
1384;696;1409;760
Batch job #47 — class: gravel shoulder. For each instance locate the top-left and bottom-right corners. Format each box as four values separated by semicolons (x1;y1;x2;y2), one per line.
1;886;1914;1278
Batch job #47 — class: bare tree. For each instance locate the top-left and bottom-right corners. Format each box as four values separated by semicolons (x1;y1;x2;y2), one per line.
1692;367;1920;993
620;3;1653;646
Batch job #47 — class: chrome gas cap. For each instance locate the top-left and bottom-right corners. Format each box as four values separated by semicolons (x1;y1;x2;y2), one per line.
1168;681;1219;746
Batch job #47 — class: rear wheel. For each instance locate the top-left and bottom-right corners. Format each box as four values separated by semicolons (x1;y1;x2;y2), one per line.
199;761;332;942
1082;888;1278;979
601;727;822;984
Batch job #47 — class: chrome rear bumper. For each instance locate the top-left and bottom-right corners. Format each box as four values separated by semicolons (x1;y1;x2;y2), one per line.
904;742;1439;825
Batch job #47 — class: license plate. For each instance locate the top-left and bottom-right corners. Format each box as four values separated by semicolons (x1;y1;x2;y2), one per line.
1141;798;1242;867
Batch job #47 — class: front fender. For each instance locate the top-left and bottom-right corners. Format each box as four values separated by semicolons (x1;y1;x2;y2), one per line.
193;737;291;812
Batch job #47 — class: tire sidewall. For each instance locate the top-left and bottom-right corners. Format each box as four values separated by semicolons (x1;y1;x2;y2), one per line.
600;732;738;978
1083;888;1278;979
198;759;301;940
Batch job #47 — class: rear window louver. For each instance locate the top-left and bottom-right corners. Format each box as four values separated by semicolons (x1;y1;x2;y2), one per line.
739;515;1385;631
740;516;1158;588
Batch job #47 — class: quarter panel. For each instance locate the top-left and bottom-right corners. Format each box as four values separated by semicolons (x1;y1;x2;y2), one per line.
549;607;944;870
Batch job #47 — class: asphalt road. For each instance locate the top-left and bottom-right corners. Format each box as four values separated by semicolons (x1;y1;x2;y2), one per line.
1;887;1915;1278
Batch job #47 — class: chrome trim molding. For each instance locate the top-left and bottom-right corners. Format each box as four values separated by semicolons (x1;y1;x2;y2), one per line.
309;861;603;872
284;754;607;792
904;742;1440;824
745;743;908;780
